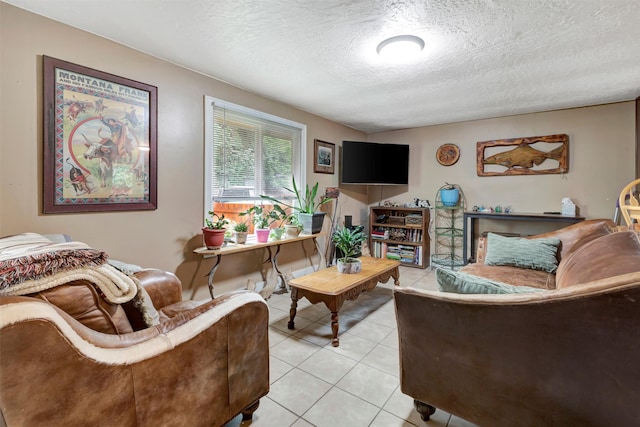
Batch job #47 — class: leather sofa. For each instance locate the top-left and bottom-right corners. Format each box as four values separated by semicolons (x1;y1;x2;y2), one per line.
460;218;620;289
394;220;640;426
1;252;269;426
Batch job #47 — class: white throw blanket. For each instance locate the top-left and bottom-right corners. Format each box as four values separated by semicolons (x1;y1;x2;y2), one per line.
1;263;138;304
0;233;137;304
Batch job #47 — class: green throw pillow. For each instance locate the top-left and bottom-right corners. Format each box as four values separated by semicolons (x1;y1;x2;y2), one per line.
484;233;561;273
436;268;544;294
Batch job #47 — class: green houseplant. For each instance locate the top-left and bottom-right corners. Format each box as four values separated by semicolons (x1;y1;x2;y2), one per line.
233;221;249;244
267;204;289;241
260;176;332;234
240;206;268;243
240;205;289;242
285;214;303;239
203;211;229;249
332;226;367;274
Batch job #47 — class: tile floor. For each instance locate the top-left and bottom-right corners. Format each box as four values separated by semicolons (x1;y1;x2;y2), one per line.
225;266;479;427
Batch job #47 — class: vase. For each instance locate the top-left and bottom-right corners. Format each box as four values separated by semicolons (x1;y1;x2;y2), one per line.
336;258;362;274
440;188;460;207
270;227;285;241
202;228;226;249
285;225;302;239
235;231;248;244
297;212;325;234
255;228;270;243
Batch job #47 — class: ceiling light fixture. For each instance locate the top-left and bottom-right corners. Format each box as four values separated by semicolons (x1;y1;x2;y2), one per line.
376;35;425;60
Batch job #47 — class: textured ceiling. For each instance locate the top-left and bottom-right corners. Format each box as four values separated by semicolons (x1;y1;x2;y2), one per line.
6;0;640;133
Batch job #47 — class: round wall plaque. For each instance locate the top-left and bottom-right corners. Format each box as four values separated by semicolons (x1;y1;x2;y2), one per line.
436;144;460;166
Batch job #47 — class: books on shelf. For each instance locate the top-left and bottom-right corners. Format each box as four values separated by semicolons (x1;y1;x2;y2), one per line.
371;241;424;265
371;229;389;240
372;227;422;243
370;207;429;269
371;241;388;259
406;229;423;243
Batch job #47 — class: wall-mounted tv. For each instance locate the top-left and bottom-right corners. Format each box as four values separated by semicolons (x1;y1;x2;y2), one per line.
341;141;409;185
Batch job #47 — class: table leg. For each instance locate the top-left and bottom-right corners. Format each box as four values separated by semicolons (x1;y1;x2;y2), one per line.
469;216;476;263
192;254;221;300
462;214;469;265
392;267;400;286
272;245;289;295
302;237;322;272
331;311;340;347
312;237;325;271
258;248;278;298
206;254;222;299
288;288;298;330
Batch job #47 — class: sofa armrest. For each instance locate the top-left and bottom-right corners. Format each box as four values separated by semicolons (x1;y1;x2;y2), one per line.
393;277;640;426
134;268;183;309
527;218;616;259
0;290;269;426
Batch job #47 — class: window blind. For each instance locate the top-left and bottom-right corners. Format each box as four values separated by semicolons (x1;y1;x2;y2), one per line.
211;103;300;202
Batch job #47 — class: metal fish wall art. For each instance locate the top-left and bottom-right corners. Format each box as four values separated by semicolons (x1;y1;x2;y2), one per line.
476;134;569;176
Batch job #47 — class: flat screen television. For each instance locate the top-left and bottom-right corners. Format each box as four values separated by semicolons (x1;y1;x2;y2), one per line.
341;141;409;185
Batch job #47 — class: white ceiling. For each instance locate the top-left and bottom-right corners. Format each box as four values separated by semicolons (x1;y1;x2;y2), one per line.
6;0;640;133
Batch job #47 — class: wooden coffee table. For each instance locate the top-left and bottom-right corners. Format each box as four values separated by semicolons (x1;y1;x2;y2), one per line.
287;256;400;347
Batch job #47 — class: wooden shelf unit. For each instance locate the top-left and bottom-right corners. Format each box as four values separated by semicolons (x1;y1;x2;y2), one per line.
369;206;430;269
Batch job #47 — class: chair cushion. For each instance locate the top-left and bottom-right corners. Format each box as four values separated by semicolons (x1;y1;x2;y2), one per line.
437;268;545;294
485;233;561;273
460;263;556;289
121;284;161;330
32;280;134;334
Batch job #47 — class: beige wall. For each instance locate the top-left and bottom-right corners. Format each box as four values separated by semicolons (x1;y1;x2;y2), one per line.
366;103;636;235
1;4;636;295
370;103;636;217
0;3;366;297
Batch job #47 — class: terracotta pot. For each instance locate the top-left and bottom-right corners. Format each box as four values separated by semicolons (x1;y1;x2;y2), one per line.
202;228;226;249
255;228;270;243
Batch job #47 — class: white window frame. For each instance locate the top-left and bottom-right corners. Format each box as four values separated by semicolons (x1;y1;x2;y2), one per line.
204;96;307;220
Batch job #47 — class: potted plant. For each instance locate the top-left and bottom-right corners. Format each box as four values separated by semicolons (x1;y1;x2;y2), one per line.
260;176;332;234
440;182;460;207
202;210;229;249
241;205;288;243
241;206;269;243
233;221;249;244
332;226;367;274
285;214;303;239
267;204;289;241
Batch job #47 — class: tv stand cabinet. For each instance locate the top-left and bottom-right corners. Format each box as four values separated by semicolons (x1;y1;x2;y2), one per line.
369;206;430;269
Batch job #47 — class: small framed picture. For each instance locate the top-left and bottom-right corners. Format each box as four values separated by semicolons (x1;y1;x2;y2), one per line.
314;139;335;174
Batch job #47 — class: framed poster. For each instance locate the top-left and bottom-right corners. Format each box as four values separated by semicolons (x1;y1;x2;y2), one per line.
313;139;335;174
43;56;157;213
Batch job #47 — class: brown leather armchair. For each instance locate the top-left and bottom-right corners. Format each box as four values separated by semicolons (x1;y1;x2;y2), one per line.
0;269;269;427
